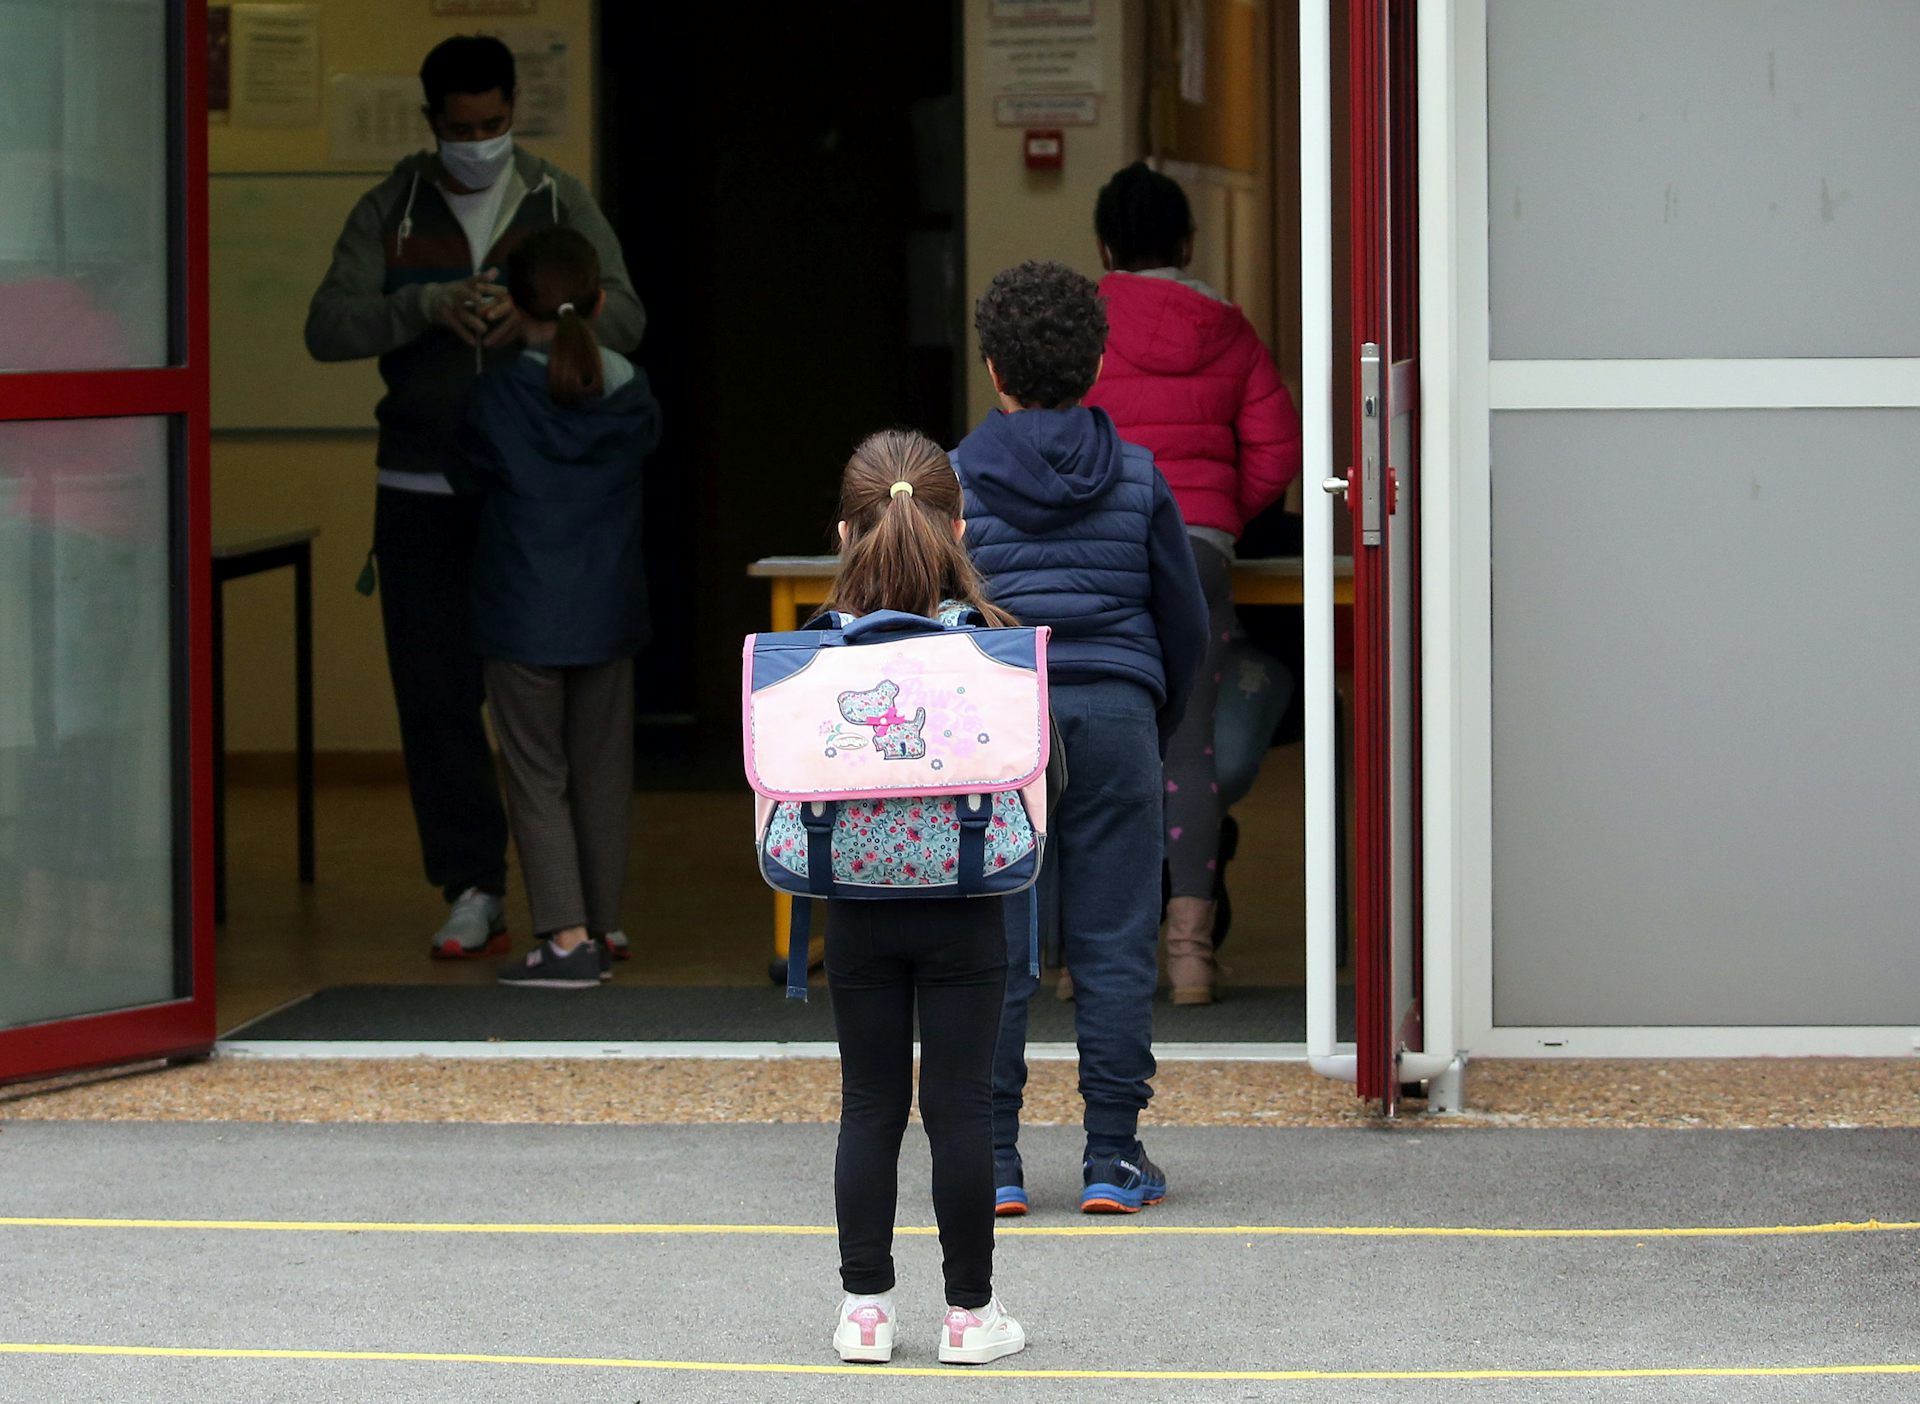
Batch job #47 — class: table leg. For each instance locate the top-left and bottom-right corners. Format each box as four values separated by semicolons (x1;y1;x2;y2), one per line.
211;576;227;926
770;577;799;634
294;543;315;885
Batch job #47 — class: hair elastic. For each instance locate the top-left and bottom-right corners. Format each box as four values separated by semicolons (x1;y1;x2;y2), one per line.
889;481;914;499
556;302;576;317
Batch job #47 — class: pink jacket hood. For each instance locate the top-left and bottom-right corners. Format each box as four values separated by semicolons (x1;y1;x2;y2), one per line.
1103;271;1246;374
1085;270;1302;539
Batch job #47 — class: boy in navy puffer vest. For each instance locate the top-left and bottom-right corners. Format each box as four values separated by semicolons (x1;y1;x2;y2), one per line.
954;261;1207;1215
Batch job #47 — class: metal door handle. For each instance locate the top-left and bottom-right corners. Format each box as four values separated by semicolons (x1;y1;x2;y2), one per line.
1359;341;1383;545
1321;477;1349;495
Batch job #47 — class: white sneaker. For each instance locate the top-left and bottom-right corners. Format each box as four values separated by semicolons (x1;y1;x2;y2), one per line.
937;1298;1026;1365
833;1292;896;1363
429;888;508;960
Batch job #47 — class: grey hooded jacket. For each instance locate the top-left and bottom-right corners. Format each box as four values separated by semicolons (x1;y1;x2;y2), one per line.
305;145;645;479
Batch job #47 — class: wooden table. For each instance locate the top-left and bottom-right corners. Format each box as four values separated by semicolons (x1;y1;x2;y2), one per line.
212;527;318;925
749;554;1355;633
748;553;1355;980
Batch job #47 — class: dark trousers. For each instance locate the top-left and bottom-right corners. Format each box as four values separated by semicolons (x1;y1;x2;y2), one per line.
829;897;1008;1309
373;487;508;901
484;659;633;936
994;678;1162;1161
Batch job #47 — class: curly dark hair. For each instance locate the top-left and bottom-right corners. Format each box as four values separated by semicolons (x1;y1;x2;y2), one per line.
974;260;1108;409
1095;162;1194;269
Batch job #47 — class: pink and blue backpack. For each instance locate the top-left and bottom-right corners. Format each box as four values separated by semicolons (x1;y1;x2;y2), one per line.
742;605;1055;999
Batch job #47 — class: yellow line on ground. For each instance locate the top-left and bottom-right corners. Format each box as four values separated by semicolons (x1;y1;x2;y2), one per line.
1;1343;1917;1382
0;1216;1915;1239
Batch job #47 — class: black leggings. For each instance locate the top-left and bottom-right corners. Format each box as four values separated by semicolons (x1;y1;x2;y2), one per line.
828;897;1008;1309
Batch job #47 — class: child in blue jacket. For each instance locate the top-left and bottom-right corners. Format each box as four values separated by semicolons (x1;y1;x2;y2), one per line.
953;260;1208;1214
450;225;662;988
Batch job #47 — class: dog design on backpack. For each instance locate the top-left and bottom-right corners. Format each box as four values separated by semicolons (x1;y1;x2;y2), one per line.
836;679;928;761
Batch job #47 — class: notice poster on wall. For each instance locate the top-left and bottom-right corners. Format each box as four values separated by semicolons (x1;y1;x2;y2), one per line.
481;26;569;137
231;3;321;128
981;21;1104;95
984;10;1103;127
433;0;536;13
993;94;1100;127
991;1;1095;19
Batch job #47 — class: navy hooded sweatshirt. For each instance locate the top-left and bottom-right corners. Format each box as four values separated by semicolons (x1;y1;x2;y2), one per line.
450;348;663;667
954;406;1208;746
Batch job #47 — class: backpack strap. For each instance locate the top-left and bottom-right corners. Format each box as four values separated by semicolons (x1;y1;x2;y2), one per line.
786;898;815;1001
1025;886;1040;979
800;801;837;899
955;794;991;895
784;801;837;1002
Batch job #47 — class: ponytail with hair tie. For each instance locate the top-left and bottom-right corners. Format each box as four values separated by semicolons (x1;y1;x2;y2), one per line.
824;430;1016;628
506;227;604;407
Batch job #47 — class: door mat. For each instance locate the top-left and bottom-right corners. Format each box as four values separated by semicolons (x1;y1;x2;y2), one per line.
227;983;1354;1044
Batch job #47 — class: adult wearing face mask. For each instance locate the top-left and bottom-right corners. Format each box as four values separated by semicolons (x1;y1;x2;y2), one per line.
306;35;645;961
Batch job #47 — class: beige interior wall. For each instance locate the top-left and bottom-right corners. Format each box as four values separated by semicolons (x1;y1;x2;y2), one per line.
962;0;1148;424
210;0;597;753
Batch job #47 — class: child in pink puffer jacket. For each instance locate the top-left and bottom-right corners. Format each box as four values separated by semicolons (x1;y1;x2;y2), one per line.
1082;162;1302;1005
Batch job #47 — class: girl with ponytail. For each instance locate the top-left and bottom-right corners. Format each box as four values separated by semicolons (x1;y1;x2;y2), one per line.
825;429;1013;627
450;224;662;990
812;429;1030;1367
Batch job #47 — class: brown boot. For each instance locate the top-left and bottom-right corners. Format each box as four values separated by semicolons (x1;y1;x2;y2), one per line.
1164;896;1219;1005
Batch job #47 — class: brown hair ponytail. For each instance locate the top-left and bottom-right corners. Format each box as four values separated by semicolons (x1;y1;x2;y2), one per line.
505;225;604;408
825;429;1016;627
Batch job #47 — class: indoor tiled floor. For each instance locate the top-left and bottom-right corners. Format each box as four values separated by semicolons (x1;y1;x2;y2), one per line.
217;745;1325;1033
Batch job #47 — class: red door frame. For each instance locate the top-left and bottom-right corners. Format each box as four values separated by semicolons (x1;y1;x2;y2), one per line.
1346;0;1422;1108
0;0;215;1084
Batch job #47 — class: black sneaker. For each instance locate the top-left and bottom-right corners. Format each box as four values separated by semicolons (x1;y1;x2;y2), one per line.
497;939;601;990
1081;1146;1168;1214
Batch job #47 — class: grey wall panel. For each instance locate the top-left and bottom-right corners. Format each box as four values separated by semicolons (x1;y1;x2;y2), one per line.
1491;409;1920;1026
1488;0;1920;360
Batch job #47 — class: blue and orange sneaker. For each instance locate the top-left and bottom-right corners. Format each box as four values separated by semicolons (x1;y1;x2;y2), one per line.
1080;1147;1167;1214
994;1151;1029;1217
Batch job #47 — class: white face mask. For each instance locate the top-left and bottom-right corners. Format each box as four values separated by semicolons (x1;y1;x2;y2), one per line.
438;131;513;190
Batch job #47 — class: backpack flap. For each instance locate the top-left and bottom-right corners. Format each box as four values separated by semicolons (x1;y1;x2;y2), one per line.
743;624;1050;803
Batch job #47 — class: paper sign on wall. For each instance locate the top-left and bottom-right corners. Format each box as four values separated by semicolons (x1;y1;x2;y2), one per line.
991;1;1095;19
481;26;569;137
981;21;1103;96
329;74;425;167
994;94;1100;127
231;3;321;128
433;0;536;13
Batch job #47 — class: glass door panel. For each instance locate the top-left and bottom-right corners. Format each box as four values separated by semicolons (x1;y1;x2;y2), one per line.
0;0;210;1083
0;0;172;372
0;417;180;1030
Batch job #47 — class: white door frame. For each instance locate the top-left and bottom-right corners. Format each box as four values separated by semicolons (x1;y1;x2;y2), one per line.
1441;0;1920;1059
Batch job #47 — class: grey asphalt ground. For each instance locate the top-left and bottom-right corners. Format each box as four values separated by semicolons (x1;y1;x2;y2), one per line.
1;1121;1916;1403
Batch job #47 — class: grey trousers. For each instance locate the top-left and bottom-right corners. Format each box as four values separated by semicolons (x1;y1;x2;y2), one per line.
483;658;634;936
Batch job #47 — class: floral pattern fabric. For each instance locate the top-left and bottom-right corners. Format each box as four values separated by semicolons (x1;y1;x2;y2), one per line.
763;791;1035;888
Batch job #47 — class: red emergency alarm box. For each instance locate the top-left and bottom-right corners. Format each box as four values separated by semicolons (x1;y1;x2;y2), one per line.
1023;129;1064;170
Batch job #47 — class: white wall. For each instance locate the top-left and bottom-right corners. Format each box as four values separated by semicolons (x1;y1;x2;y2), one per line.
962;0;1145;424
